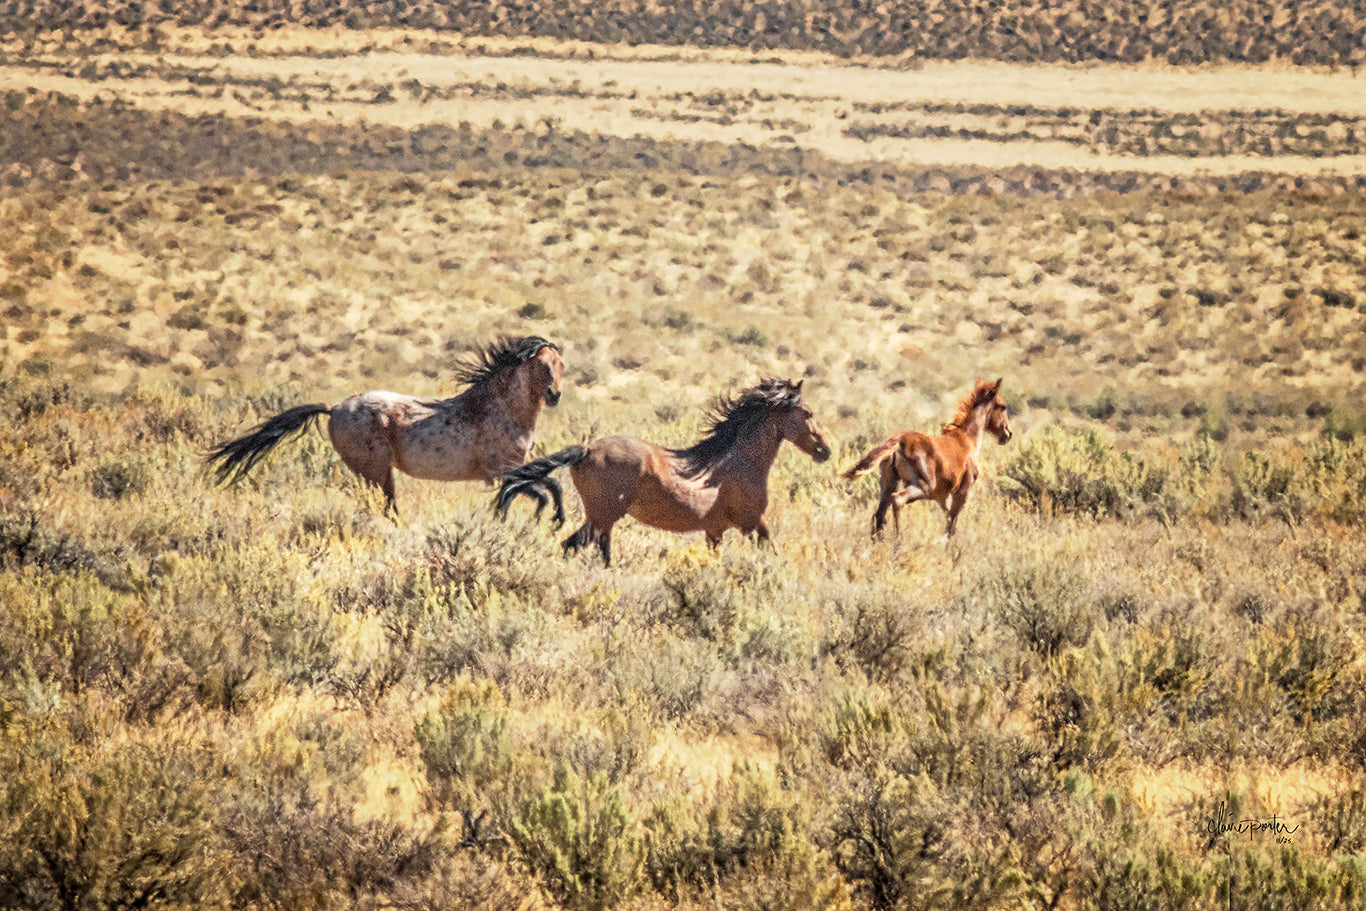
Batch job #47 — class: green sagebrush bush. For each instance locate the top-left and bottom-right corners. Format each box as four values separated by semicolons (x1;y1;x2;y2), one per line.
964;550;1094;660
0;512;126;588
508;766;644;911
997;425;1183;520
0;569;194;723
0;705;228;910
415;677;513;814
645;762;845;910
219;706;439;911
1000;426;1366;525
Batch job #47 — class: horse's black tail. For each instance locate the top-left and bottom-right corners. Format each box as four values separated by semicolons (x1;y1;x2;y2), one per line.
206;404;331;485
495;446;587;527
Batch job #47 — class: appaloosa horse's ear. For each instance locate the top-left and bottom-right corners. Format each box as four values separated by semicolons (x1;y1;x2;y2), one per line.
795;379;804;392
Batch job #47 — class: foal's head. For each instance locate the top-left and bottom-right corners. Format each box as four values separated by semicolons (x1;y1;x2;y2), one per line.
982;378;1012;444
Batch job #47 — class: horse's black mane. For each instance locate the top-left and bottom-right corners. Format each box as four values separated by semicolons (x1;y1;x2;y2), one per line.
671;378;803;475
455;335;557;389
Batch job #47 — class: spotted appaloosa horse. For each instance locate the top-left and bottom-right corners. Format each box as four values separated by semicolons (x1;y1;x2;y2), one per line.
207;336;563;511
842;378;1012;538
495;378;832;565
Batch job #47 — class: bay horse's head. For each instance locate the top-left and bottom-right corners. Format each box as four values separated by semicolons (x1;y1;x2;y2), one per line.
767;379;832;463
983;377;1012;444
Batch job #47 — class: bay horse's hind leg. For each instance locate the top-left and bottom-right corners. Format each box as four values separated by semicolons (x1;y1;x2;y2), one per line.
562;521;614;566
563;522;593;556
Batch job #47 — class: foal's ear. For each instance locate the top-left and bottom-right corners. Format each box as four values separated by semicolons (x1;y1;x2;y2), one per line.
993;377;1004;392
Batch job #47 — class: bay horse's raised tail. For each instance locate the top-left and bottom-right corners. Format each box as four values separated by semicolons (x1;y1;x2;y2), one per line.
494;445;586;528
207;404;330;485
205;335;564;511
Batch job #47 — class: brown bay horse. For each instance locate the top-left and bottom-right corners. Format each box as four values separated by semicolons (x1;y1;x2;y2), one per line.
496;378;832;565
207;336;563;511
842;378;1012;538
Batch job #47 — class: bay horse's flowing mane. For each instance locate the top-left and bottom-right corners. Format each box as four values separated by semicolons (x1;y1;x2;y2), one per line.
945;379;1001;432
672;378;804;476
454;335;559;390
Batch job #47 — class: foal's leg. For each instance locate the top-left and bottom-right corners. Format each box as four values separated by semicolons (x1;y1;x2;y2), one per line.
872;458;897;538
945;488;969;537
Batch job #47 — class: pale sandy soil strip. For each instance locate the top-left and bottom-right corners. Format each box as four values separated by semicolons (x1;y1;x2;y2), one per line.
5;46;1366;175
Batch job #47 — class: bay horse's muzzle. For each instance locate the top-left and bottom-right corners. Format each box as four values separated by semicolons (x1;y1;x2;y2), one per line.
812;442;832;463
545;387;562;407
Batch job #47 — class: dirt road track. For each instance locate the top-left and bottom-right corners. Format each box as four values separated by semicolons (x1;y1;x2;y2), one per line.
4;39;1366;175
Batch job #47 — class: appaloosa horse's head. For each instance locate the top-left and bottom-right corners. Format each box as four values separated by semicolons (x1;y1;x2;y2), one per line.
457;335;563;409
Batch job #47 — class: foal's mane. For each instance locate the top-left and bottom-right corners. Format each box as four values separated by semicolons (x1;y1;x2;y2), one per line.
944;379;1000;431
672;378;803;475
454;335;557;390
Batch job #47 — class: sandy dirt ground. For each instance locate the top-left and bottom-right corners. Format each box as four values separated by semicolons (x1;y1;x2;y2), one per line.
4;29;1366;175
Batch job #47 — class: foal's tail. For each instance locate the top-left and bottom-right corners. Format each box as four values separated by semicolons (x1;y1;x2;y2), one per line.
206;404;331;485
495;445;586;527
840;437;901;481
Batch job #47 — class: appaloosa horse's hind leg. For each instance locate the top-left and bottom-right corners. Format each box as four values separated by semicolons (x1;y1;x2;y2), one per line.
330;412;400;513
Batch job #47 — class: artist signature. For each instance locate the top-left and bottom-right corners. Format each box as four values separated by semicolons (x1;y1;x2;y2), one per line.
1205;801;1299;843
